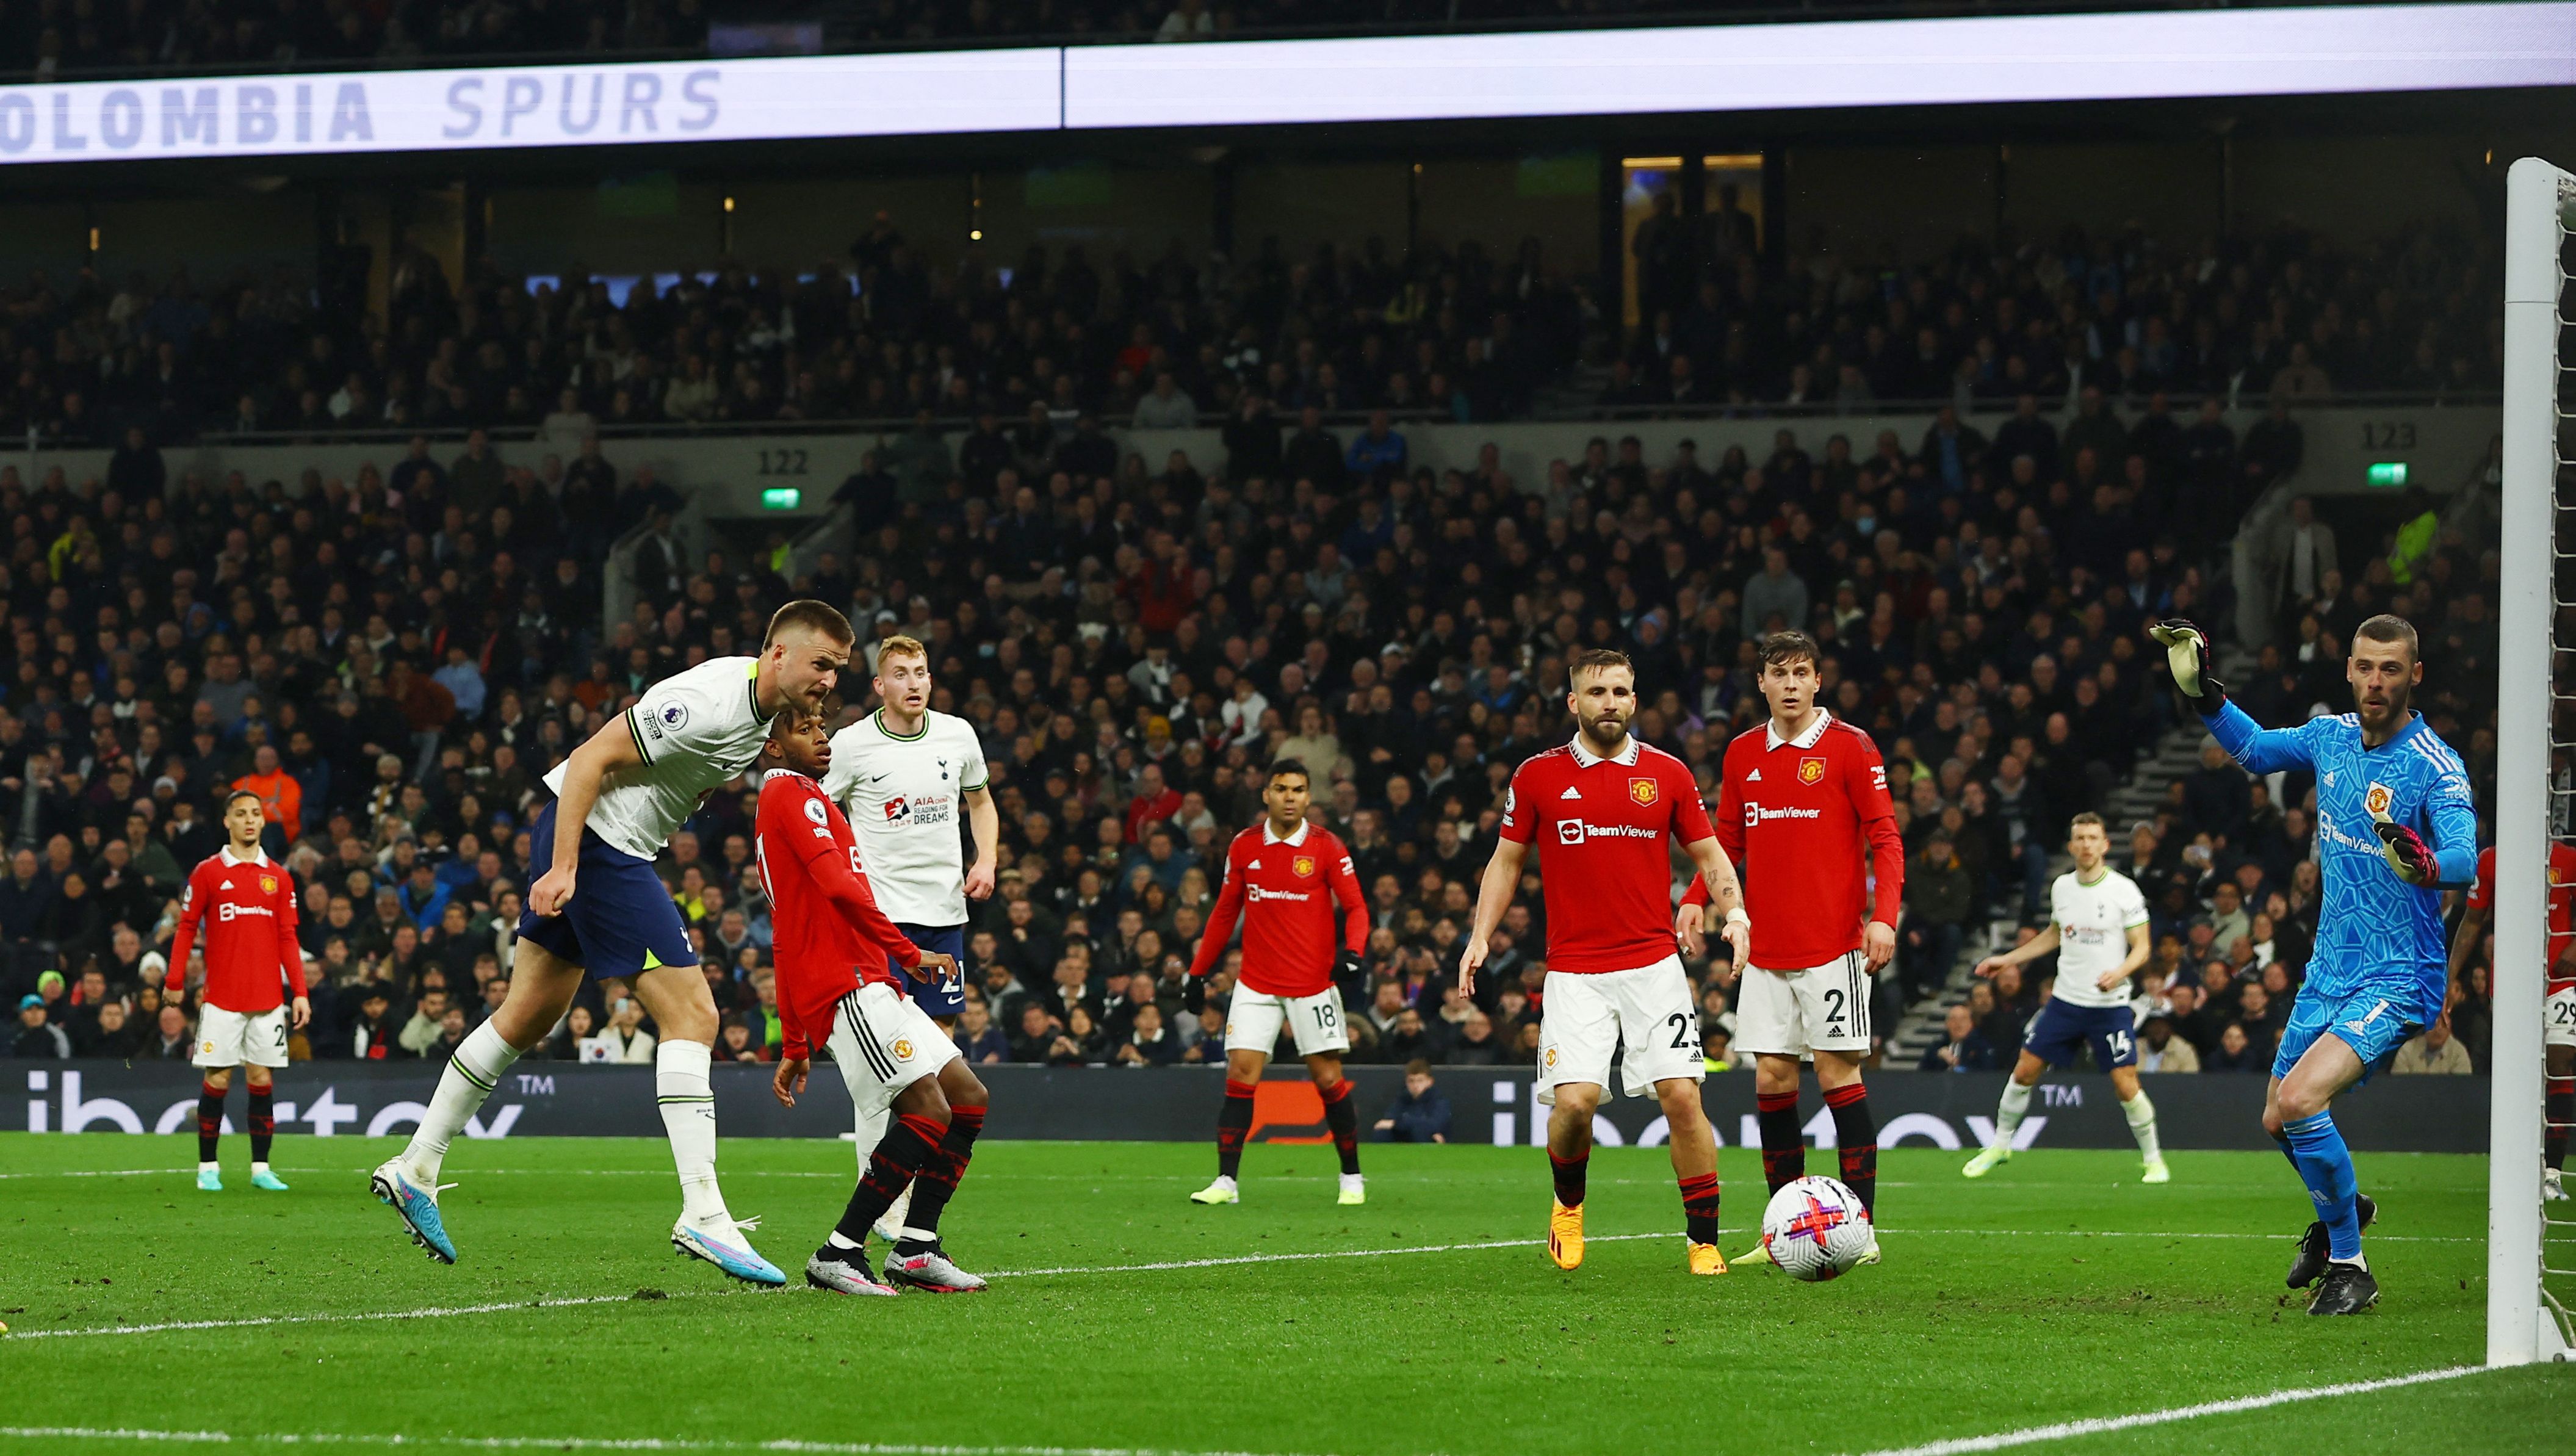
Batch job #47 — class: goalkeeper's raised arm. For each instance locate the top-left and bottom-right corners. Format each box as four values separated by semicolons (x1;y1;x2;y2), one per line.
2151;618;2316;776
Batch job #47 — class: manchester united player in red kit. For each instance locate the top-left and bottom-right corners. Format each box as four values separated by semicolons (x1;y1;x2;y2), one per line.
1182;758;1372;1208
1463;649;1752;1275
754;708;984;1295
1679;631;1904;1266
2453;842;2576;1200
165;789;309;1193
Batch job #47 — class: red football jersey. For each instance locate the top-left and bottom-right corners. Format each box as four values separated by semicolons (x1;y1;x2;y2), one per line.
755;771;921;1061
165;848;305;1014
2467;843;2576;993
1189;818;1368;996
1497;735;1714;975
1704;708;1905;968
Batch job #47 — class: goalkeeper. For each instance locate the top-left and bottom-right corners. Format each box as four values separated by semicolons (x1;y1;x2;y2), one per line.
2150;613;2473;1317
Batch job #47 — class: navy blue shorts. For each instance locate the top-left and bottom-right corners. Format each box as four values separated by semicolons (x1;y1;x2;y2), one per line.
2022;998;2138;1071
513;801;698;982
890;922;968;1018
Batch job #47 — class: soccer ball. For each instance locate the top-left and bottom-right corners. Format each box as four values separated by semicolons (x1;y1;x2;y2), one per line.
1758;1175;1874;1281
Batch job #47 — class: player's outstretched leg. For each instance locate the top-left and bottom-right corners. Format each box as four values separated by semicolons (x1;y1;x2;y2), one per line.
886;1063;989;1292
247;1069;287;1191
1192;1074;1258;1205
1545;1083;1600;1270
812;1100;948;1296
1964;1071;2036;1178
1652;1076;1724;1275
1313;1056;1363;1205
374;942;574;1264
1734;1058;1807;1266
196;1073;226;1191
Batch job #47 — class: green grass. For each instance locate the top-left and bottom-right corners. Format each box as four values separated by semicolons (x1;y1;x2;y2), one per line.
0;1132;2563;1455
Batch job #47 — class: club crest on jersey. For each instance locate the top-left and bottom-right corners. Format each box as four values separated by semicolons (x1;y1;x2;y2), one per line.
1628;776;1659;806
803;798;829;826
2365;782;2393;816
259;874;277;894
1293;855;1316;878
1799;757;1828;785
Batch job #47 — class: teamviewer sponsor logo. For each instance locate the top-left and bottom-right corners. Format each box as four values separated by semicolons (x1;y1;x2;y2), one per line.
1248;886;1314;903
216;902;275;921
1557;820;1658;844
1747;803;1821;823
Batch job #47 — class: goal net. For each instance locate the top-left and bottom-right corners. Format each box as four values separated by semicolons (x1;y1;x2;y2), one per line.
2498;154;2576;1366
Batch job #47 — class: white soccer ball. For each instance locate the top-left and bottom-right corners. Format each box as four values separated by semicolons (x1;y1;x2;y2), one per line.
1758;1175;1874;1281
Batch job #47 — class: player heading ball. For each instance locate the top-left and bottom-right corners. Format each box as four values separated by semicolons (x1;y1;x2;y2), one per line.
1464;647;1752;1276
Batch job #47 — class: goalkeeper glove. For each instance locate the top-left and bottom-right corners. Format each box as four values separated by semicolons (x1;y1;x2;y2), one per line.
2369;805;2439;886
1182;974;1207;1016
1334;948;1367;1001
2148;618;2227;714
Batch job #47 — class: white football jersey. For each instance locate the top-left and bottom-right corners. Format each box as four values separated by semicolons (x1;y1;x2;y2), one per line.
2047;865;2151;1009
546;656;777;861
819;708;988;925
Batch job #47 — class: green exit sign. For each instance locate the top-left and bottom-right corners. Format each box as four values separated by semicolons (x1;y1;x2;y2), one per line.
2365;462;2408;488
760;487;802;510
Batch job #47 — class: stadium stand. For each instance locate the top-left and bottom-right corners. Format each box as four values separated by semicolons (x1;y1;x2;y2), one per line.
0;215;2495;448
0;204;2506;1083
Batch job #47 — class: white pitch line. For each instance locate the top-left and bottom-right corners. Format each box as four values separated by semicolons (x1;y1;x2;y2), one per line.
5;1219;2481;1342
0;1429;1326;1456
1845;1365;2494;1455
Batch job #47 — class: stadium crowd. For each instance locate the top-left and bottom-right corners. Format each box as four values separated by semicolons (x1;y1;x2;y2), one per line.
0;211;2496;455
0;204;2509;1083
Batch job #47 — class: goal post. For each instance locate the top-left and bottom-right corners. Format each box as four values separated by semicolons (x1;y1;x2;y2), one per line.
2495;154;2574;1368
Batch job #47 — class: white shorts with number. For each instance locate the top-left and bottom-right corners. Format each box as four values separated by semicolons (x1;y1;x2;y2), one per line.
1226;986;1349;1058
827;982;961;1119
2549;986;2576;1050
1536;956;1701;1105
193;1003;289;1069
1734;950;1874;1058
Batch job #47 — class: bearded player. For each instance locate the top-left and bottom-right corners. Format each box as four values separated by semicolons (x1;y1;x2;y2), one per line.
820;633;998;1241
1182;758;1371;1208
1463;648;1752;1275
2153;613;2473;1314
372;600;854;1285
1678;631;1902;1267
2453;840;2576;1201
165;788;310;1193
759;707;986;1294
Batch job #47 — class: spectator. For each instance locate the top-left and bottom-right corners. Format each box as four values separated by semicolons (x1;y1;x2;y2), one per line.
10;993;68;1058
2207;1022;2265;1073
2135;1015;2200;1073
153;1002;195;1060
953;1000;1009;1064
2390;1014;2473;1075
1372;1060;1452;1143
1114;1001;1182;1065
1919;1002;1998;1073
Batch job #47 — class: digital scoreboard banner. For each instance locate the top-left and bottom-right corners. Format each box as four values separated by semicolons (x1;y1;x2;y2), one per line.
0;48;1061;164
0;2;2566;165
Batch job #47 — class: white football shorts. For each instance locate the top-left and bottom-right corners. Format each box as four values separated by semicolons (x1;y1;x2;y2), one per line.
1536;955;1701;1104
827;982;961;1119
1226;986;1350;1059
192;1003;290;1069
1734;950;1874;1058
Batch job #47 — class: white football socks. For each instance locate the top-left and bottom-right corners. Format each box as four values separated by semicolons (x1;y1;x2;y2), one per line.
403;1021;519;1183
1991;1079;2034;1144
2123;1089;2162;1161
657;1039;732;1230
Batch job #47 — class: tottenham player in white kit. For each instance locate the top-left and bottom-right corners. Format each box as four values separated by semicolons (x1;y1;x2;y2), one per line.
372;601;855;1284
1961;812;2170;1183
820;633;998;1241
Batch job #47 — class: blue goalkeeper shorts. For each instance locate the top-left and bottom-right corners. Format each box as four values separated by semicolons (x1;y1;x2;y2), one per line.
2271;979;2423;1084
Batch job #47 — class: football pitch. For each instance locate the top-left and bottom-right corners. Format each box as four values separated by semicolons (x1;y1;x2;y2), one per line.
1;1132;2564;1455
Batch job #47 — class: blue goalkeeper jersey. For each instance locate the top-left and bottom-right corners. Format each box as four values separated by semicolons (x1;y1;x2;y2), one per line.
2204;702;2474;1023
